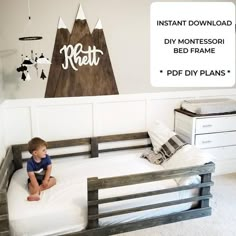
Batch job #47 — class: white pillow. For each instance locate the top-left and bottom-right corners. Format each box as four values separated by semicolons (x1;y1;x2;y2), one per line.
162;144;214;184
162;144;213;170
176;175;201;186
148;120;176;153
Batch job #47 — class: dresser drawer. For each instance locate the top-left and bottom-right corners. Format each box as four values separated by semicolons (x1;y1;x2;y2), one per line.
203;146;236;161
195;131;236;148
195;116;236;134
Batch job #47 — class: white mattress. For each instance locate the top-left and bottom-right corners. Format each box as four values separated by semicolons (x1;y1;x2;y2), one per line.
7;151;198;236
181;98;236;114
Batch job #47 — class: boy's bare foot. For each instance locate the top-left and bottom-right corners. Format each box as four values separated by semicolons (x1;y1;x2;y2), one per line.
27;194;40;201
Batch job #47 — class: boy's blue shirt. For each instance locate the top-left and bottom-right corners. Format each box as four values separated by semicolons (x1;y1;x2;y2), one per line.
27;154;51;176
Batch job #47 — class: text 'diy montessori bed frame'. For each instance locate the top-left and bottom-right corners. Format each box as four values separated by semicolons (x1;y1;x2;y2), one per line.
0;132;215;236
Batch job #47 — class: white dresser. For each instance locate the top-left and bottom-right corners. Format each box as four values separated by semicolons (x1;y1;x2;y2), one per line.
174;109;236;175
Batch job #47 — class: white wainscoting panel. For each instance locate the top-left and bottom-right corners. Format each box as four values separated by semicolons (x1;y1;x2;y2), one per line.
35;104;93;141
4;107;32;145
1;89;236;170
146;98;183;130
94;100;146;136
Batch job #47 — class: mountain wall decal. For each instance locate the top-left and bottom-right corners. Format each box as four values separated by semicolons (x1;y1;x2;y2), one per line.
45;5;119;97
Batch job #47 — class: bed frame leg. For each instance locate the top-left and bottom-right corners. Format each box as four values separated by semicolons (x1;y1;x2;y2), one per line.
12;146;23;170
91;138;98;158
87;177;99;229
200;173;211;208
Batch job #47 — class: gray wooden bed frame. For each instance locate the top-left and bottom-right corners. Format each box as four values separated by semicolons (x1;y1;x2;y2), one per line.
0;132;215;236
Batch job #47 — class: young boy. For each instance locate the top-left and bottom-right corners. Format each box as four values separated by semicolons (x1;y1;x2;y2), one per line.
27;137;56;201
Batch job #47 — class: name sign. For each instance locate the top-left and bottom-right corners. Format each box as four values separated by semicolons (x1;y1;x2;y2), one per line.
60;43;103;71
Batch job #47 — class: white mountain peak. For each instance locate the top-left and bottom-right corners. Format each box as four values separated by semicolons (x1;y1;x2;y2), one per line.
58;17;67;29
95;19;103;29
76;5;86;20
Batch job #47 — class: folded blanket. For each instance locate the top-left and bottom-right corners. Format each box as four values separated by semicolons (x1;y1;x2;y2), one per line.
141;135;188;165
148;120;176;153
141;150;164;165
160;135;187;159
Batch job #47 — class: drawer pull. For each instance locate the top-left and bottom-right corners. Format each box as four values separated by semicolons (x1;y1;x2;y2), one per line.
202;124;212;128
202;140;212;144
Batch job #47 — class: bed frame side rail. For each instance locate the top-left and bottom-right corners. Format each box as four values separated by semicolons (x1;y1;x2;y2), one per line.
0;147;15;236
11;132;151;169
11;137;92;170
92;132;151;157
82;162;215;236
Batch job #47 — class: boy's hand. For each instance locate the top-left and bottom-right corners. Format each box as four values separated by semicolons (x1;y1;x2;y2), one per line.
42;179;49;188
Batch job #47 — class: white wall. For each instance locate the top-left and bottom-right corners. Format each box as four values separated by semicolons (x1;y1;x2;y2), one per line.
0;58;5;164
0;104;6;165
0;58;3;101
0;0;235;99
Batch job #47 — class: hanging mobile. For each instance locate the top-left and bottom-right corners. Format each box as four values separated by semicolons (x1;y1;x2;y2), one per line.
17;0;50;81
40;70;47;80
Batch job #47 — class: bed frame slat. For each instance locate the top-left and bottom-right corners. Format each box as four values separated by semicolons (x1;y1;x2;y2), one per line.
21;151;91;161
73;208;212;236
97;132;149;143
99;144;152;153
88;163;215;191
88;181;214;206
15;138;91;152
88;194;212;220
47;138;91;149
0;231;10;236
52;152;91;159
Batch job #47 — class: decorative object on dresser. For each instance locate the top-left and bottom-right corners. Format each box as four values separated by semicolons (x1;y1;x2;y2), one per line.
181;98;236;115
174;98;236;175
